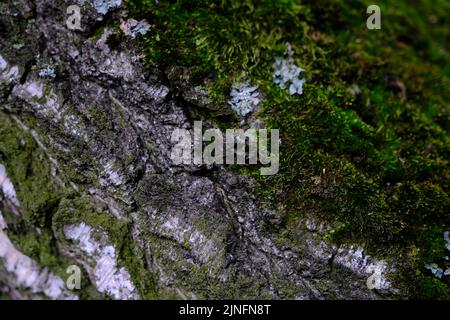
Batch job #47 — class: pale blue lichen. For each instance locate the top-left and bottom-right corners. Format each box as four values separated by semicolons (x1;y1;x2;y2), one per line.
444;231;450;251
425;263;444;279
425;231;450;279
64;222;139;299
273;43;305;95
228;81;261;116
92;0;122;15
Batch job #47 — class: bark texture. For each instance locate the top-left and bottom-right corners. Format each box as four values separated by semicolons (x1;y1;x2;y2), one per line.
0;0;407;299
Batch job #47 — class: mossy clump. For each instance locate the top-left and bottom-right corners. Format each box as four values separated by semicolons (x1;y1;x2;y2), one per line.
126;0;449;298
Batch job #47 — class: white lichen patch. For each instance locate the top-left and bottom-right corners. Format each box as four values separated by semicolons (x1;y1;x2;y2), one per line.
444;231;450;251
307;237;393;292
0;55;7;70
0;212;76;299
120;19;151;38
92;0;122;15
0;164;20;209
38;66;56;78
24;80;44;99
160;215;217;264
11;77;92;146
0;210;6;230
64;222;139;299
273;43;305;95
100;52;136;81
333;246;391;290
425;231;450;279
100;161;125;187
12;79;67;123
228;81;261;116
95;29;137;82
0;53;20;85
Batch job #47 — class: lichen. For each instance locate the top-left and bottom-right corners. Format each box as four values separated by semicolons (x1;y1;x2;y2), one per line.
119;19;150;38
38;66;56;79
1;0;448;299
228;81;261;117
92;0;122;15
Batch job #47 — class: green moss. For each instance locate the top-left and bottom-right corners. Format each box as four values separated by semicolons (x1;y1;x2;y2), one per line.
126;0;449;298
0;113;97;297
